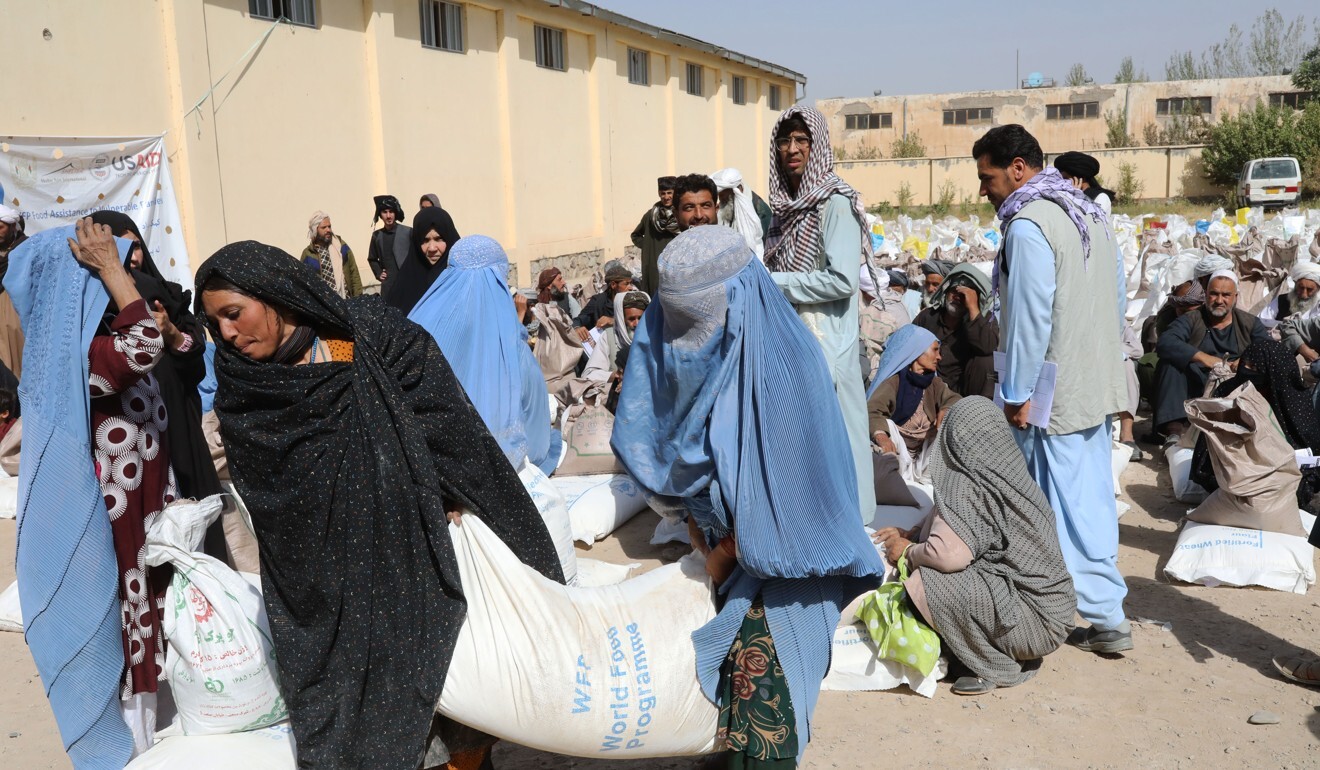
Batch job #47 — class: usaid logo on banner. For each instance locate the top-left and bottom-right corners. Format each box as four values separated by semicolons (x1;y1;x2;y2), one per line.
90;154;112;180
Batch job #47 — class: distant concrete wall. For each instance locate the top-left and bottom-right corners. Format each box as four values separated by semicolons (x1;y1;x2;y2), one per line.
836;145;1220;207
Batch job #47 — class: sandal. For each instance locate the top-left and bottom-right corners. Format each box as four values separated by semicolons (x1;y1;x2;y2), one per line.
1273;654;1320;687
951;676;997;696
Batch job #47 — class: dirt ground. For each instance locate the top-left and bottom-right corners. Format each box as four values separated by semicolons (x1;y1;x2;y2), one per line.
4;422;1320;769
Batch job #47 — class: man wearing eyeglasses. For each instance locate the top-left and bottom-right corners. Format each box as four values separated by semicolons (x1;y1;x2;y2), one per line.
764;106;877;524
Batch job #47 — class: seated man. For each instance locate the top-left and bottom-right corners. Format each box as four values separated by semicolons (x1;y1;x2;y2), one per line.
1279;263;1320;370
858;267;903;384
1154;270;1268;442
582;290;649;390
867;325;960;484
918;258;954;310
532;268;588;399
886;269;919;323
1266;262;1320;327
872;397;1075;696
913;263;998;398
573;264;633;340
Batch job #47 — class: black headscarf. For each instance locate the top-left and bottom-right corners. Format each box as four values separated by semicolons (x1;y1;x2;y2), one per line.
88;211;225;547
372;194;405;226
192;242;563;769
1054;151;1117;202
1190;339;1320;493
384;206;461;314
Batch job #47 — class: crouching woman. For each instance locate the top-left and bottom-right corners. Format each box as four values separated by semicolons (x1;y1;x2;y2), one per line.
612;227;884;767
873;397;1076;696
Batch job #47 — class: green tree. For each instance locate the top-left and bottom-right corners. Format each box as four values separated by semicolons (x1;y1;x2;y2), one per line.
1113;56;1147;84
1104;109;1138;148
1295;46;1320;92
1201;100;1320;185
1065;62;1091;87
1165;51;1205;81
890;132;926;159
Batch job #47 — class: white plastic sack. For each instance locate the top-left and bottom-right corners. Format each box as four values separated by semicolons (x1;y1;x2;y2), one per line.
555;473;650;545
127;724;296;769
821;623;945;698
1111;440;1129;495
0;580;21;632
517;459;578;585
1166;444;1207;504
144;497;287;735
439;516;719;758
0;475;17;519
651;514;690;546
1164;511;1317;594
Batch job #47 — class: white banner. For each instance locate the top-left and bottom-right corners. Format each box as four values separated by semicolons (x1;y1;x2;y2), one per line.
0;135;192;286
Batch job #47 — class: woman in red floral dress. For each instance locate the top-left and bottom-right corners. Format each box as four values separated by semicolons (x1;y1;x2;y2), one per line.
72;218;180;754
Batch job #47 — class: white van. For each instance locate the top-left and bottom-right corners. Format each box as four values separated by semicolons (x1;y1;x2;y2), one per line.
1238;157;1302;208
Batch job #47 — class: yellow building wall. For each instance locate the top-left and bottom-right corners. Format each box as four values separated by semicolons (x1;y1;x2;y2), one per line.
1;0;800;286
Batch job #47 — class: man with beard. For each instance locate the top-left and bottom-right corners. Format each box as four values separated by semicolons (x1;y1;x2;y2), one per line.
630;176;679;294
1278;262;1320;375
531;268;587;390
913;263;999;398
918;258;954;309
0;205;26;378
1155;270;1267;442
301;212;363;298
366;194;411;294
710;167;769;259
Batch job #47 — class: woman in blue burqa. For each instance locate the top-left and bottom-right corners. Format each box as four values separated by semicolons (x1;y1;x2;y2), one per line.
612;226;885;768
407;234;559;476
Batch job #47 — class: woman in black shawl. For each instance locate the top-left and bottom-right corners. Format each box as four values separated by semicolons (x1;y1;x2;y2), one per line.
89;210;227;556
193;241;563;769
385;206;460;314
1190;338;1320;493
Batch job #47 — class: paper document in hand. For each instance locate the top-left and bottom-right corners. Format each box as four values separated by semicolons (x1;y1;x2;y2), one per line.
992;351;1057;429
581;328;605;358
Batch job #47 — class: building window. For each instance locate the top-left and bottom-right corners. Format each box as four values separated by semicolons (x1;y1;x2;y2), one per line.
250;0;316;27
942;107;992;126
534;24;566;71
768;84;782;111
420;1;463;52
732;76;747;105
1156;96;1211;116
1269;91;1314;109
845;113;892;130
685;63;703;96
627;47;649;85
1045;102;1099;120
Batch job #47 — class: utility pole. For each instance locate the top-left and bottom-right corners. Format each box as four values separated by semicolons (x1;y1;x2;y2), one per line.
1015;48;1020;89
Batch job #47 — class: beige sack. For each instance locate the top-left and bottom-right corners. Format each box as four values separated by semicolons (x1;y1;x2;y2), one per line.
0;417;20;477
201;411;229;481
1184;382;1304;536
555;389;622;477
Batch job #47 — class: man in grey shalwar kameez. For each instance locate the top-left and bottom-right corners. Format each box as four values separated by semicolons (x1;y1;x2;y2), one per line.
765;105;876;523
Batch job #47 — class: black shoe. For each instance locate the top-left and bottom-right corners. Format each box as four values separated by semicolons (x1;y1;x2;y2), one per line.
1138;430;1165;446
1066;624;1134;654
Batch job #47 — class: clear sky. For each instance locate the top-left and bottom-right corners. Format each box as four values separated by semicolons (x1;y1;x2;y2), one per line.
600;0;1320;98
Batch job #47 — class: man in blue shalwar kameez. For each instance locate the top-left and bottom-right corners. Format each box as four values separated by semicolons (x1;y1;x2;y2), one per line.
974;125;1133;653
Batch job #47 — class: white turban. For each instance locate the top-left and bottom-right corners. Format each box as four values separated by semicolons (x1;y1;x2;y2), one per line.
1290;260;1320;286
307;211;330;240
710;168;743;191
859;264;888;297
708;167;763;261
0;204;19;224
1208;269;1238;286
1194;254;1233;278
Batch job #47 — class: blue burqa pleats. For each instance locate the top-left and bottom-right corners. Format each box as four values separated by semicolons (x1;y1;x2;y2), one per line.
408;235;554;473
6;226;136;768
611;229;882;760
